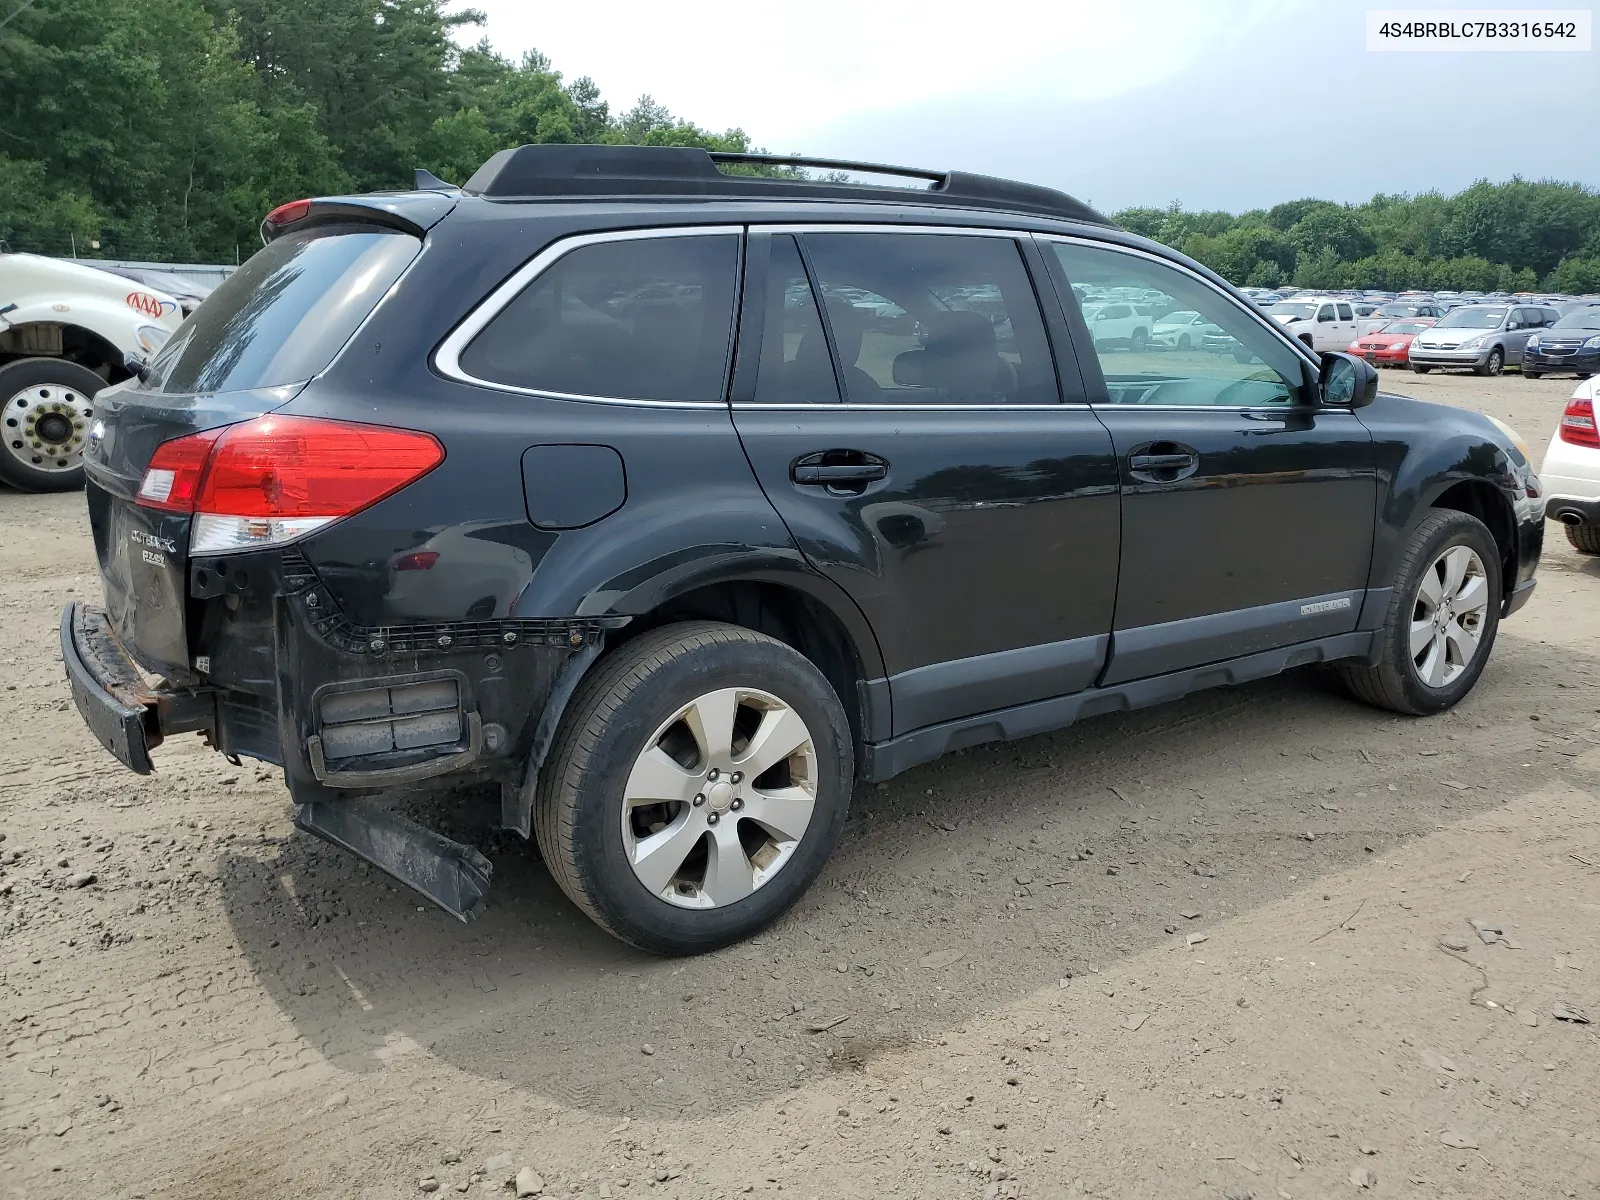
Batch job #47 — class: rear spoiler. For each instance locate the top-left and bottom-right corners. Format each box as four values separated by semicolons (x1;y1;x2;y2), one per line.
260;190;459;245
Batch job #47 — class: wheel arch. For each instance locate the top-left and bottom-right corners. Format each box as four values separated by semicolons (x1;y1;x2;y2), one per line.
504;570;886;839
0;321;133;381
615;573;887;750
1428;478;1516;598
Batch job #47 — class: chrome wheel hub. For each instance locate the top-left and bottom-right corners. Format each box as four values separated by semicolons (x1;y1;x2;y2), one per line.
1410;544;1488;689
621;687;818;910
3;383;94;474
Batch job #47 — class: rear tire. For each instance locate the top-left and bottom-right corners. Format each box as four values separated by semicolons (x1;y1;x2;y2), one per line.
1564;523;1600;555
1338;510;1501;716
0;358;102;492
535;621;853;955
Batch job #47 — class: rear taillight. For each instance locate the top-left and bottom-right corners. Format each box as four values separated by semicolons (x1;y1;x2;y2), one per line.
1560;395;1600;449
137;428;223;512
136;416;444;553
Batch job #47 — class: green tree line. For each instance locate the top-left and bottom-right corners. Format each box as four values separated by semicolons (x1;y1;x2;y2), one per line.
3;0;1598;289
1115;181;1600;295
0;0;772;262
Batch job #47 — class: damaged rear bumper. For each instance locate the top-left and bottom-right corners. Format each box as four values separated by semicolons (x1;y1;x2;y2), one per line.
60;595;611;924
61;602;211;774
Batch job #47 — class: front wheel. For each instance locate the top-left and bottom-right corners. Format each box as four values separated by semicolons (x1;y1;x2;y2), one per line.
1523;369;1542;380
535;622;853;955
1338;510;1501;715
1412;364;1432;374
0;358;104;492
1476;347;1504;377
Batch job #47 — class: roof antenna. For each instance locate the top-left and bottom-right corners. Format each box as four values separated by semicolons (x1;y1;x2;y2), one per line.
414;168;457;192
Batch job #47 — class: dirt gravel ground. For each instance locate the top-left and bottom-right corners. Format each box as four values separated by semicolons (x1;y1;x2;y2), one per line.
3;371;1599;1200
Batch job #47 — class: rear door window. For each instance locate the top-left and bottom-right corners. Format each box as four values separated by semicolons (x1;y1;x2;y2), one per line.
148;226;420;394
459;233;739;403
800;232;1058;405
1337;303;1354;321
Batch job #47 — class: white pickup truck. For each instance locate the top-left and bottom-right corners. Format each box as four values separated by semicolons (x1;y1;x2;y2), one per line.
0;253;183;491
1265;297;1359;353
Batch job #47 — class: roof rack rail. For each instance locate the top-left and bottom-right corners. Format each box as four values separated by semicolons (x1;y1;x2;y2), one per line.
461;145;1107;226
706;151;946;183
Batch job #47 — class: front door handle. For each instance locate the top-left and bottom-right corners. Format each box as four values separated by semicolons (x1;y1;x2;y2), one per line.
1127;442;1199;484
1128;453;1195;472
791;451;888;492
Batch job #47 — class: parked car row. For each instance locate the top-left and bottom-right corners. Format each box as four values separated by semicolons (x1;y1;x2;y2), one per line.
1081;276;1600;381
1337;301;1600;378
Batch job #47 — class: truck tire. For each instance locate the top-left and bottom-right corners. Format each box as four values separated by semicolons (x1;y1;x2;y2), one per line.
1338;510;1501;716
535;621;854;955
0;358;102;492
1564;523;1600;555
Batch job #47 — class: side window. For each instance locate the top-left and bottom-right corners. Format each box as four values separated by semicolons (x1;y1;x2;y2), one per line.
801;232;1058;405
1337;303;1354;321
1049;241;1307;408
751;235;840;404
1317;304;1335;323
459;234;739;402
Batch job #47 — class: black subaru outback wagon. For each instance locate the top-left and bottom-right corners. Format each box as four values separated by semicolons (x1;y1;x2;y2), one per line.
63;146;1542;954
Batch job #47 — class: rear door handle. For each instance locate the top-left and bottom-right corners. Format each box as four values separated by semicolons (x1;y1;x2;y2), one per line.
1127;442;1199;483
792;463;887;484
790;451;888;491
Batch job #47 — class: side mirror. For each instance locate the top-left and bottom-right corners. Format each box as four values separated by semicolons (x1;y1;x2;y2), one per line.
1319;352;1378;409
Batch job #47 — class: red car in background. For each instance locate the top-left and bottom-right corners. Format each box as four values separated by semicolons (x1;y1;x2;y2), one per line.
1349;318;1437;366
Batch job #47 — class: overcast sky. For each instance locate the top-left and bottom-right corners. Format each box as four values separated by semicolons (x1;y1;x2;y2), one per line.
462;0;1599;213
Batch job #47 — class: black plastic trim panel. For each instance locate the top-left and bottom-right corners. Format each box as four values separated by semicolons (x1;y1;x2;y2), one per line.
861;631;1376;782
279;550;628;657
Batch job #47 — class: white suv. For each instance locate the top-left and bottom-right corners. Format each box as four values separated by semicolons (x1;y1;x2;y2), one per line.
1081;300;1151;350
1542;375;1600;554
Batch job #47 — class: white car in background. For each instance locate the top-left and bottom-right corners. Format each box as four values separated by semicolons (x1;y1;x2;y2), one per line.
1149;309;1221;350
1082;300;1151;349
0;253;183;491
1543;375;1600;554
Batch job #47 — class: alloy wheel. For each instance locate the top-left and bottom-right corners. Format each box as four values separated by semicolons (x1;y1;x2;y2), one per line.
1410;544;1489;688
621;687;818;909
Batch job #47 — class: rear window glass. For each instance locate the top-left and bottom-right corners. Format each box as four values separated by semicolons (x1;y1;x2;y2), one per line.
148;227;419;394
458;234;739;402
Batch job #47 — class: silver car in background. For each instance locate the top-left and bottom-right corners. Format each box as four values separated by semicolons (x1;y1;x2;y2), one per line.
1408;303;1560;376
